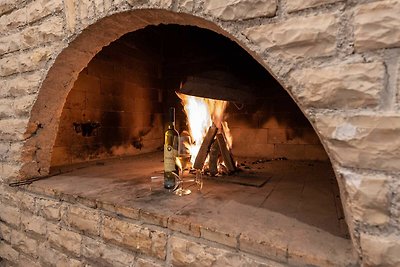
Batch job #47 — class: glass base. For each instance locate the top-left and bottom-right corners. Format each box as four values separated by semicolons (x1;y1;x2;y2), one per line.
174;188;191;196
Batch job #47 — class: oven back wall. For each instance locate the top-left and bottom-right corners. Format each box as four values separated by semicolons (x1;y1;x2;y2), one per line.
51;39;164;167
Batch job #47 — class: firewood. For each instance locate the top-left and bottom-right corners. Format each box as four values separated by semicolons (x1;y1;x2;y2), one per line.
193;124;218;170
216;133;236;173
209;139;219;176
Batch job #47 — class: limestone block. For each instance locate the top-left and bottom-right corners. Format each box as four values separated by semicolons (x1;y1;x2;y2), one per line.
136;258;163;267
0;95;37;119
64;0;76;33
94;0;104;14
6;72;43;98
18;192;36;213
360;233;400;266
315;114;400;172
26;0;63;23
140;209;168;227
354;0;400;52
104;0;112;12
21;16;64;49
0;162;21;181
65;205;100;236
38;242;82;267
21;213;47;236
286;0;340;13
36;197;62;220
0;54;20;77
82;236;136;267
243;14;338;58
102;215;167;259
19;46;55;73
291;62;384;109
10;230;38;257
170;236;273;266
178;0;194;12
0;32;21;55
0;118;28;141
201;226;237;248
339;169;390;225
18;254;42;267
47;223;82;256
0;203;20;227
0;222;12;243
0;8;26;32
168;217;201;237
79;0;95;26
0;243;19;263
0;0;24;16
204;0;276;20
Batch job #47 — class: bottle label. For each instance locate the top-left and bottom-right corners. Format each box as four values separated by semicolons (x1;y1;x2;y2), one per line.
164;144;177;172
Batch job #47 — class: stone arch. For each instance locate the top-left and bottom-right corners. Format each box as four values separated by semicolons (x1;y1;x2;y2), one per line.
22;9;297;178
22;7;356;254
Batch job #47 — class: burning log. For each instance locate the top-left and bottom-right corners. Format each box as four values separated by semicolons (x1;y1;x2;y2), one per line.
193;124;218;169
209;140;220;176
216;133;236;173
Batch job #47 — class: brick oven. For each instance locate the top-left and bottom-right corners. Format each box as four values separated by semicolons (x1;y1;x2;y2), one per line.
1;1;400;267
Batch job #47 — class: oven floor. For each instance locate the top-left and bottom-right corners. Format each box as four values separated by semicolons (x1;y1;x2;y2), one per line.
28;152;355;264
38;152;348;238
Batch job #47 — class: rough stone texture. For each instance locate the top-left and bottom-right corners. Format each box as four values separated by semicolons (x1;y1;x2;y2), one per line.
170;236;277;267
0;243;19;263
65;205;101;236
286;0;340;13
0;222;12;243
36;197;62;221
19;46;55;74
81;236;136;267
291;62;384;109
37;242;82;267
0;203;20;228
10;229;38;257
339;169;390;225
243;14;337;58
64;0;77;33
21;213;47;236
0;0;24;16
136;258;163;267
0;8;26;32
0;33;21;56
315;114;400;172
47;223;82;256
102;215;167;259
204;0;276;20
1;72;43;98
26;0;63;23
360;233;400;266
354;0;400;52
21;16;64;49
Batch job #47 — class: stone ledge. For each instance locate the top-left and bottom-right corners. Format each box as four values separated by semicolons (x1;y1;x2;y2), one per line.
21;154;357;266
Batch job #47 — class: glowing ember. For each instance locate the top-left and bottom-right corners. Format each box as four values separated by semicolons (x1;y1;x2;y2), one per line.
177;93;232;167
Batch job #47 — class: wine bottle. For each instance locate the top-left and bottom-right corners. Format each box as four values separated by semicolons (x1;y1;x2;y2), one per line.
164;107;179;189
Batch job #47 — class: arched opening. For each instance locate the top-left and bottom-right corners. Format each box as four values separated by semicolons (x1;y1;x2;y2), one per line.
23;10;354;265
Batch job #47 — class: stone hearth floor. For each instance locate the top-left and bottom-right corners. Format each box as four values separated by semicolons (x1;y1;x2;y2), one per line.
27;152;356;266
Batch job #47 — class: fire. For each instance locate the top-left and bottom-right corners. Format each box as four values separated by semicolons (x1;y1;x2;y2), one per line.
177;93;231;166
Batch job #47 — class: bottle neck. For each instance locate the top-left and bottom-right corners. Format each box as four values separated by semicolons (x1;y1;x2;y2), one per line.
168;107;176;129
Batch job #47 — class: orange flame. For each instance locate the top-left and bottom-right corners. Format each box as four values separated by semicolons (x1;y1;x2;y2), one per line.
177;93;232;166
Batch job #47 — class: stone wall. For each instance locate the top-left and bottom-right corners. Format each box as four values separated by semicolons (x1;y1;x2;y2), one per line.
0;0;399;266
